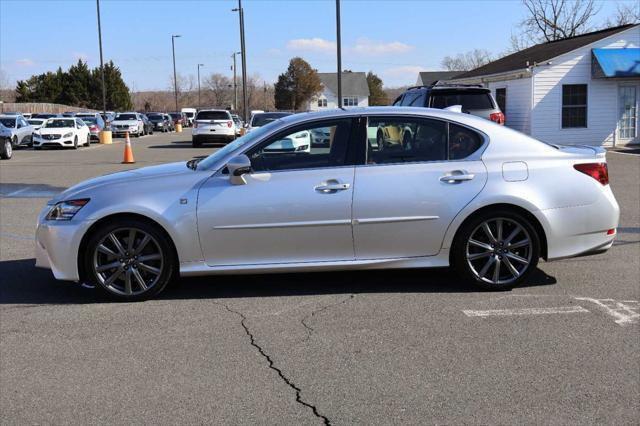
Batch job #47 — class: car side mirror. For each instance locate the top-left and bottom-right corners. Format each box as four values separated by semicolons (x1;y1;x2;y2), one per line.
226;154;252;185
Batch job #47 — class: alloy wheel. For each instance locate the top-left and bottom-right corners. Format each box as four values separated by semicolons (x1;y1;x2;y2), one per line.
93;228;164;296
465;217;533;285
5;140;12;158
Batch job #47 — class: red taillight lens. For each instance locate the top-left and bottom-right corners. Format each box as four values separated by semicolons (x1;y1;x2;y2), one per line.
574;163;609;185
607;228;616;235
90;125;98;131
227;121;232;128
489;112;505;125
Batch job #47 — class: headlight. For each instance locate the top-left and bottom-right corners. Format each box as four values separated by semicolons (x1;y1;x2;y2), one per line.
129;125;137;129
45;199;90;221
63;132;73;138
295;144;309;151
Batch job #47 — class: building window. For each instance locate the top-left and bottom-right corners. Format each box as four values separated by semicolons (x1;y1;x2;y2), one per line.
317;98;327;108
495;88;506;115
343;96;358;107
562;84;587;128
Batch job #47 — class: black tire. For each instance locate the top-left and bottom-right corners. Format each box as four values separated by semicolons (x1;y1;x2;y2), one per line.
73;136;78;149
85;134;91;146
192;137;201;148
34;146;42;151
83;218;177;301
451;209;540;291
0;139;12;159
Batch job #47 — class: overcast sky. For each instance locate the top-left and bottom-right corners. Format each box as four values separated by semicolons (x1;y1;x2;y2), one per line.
0;0;634;91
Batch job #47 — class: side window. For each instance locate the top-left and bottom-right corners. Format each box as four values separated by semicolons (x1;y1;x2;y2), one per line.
409;90;427;107
366;117;447;164
247;119;352;172
392;95;403;106
449;123;483;160
400;91;419;106
562;84;587;128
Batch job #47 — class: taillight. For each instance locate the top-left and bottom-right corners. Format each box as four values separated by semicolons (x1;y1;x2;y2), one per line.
227;121;232;128
574;163;609;185
489;112;505;125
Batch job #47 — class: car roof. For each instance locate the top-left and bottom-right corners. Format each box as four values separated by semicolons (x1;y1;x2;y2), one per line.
197;109;230;113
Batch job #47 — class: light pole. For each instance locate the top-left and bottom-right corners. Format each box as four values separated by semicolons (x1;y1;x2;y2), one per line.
231;51;241;111
171;34;181;112
336;0;342;108
96;0;106;117
197;63;204;108
232;1;248;122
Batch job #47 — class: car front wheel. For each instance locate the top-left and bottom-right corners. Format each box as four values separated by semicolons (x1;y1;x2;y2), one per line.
84;218;176;301
0;139;12;159
452;210;540;290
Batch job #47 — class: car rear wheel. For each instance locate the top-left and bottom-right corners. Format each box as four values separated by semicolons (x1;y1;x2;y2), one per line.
452;210;540;290
73;136;78;149
84;219;176;301
85;134;90;146
0;139;12;159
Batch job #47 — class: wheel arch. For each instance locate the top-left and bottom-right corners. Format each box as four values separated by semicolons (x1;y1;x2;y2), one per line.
447;203;548;262
77;212;180;282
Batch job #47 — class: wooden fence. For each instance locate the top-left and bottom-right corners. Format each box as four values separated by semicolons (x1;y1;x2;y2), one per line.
0;103;98;114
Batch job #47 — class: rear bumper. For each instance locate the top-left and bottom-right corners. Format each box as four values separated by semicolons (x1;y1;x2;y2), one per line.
192;134;235;144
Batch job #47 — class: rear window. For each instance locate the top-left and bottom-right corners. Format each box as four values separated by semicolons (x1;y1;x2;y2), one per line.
251;112;291;127
431;91;495;110
196;111;230;121
184;112;195;117
147;114;163;119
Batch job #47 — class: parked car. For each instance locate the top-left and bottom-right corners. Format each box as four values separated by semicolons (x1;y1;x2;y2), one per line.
111;112;145;137
146;113;169;132
34;107;620;301
163;114;175;132
28;118;47;131
31;113;60;119
32;118;90;149
0;115;34;147
22;113;32;119
62;111;77;117
393;84;505;125
231;114;244;136
192;109;236;147
246;112;292;133
169;112;185;127
0;122;13;159
181;108;197;126
78;117;105;141
140;114;154;135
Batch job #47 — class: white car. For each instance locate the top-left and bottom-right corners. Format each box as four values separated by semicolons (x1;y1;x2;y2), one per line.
192;109;236;147
246;112;291;133
28;118;47;131
0;115;34;148
111;112;144;137
181;108;197;127
32;118;90;149
35;107;619;301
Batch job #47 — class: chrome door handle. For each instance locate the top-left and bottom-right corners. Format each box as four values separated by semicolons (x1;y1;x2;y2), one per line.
314;181;351;193
440;172;475;183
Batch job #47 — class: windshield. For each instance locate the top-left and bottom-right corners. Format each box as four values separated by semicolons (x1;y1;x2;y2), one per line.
43;119;75;128
196;120;282;171
184;112;194;117
115;114;137;121
169;113;181;118
251;112;291;127
28;119;45;125
82;118;98;125
0;118;16;127
147;114;163;119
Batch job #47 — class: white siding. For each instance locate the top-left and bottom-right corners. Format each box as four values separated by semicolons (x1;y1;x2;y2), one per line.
531;26;640;146
488;78;532;134
309;88;369;111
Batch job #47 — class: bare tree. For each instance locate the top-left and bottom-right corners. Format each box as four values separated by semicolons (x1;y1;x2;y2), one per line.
202;73;232;108
604;2;640;26
441;49;494;71
521;0;600;42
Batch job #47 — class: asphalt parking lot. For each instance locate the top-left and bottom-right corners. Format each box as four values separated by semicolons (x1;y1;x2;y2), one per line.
1;132;638;424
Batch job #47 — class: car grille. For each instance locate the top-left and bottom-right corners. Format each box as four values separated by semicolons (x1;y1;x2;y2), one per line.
114;124;129;130
43;134;61;140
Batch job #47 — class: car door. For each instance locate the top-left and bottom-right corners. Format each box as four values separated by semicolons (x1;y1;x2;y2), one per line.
17;117;31;143
352;115;488;259
196;118;356;266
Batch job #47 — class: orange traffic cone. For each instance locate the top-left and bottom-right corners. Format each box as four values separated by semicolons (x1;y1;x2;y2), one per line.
122;132;135;164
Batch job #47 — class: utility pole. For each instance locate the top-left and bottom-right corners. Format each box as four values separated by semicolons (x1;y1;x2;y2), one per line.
96;0;106;117
232;1;248;122
231;51;241;111
336;0;342;108
171;34;181;112
263;82;267;110
197;63;204;108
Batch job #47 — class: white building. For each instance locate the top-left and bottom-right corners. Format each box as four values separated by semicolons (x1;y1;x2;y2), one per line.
309;72;370;111
451;24;639;147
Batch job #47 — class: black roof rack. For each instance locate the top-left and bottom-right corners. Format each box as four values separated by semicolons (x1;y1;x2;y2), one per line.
406;82;484;91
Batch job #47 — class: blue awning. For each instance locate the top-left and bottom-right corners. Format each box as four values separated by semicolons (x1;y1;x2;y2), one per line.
592;48;640;78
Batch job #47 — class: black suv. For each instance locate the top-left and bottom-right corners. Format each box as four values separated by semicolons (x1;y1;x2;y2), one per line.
393;84;505;125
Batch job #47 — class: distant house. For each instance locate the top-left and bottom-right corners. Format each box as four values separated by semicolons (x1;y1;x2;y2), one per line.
309;72;370;111
416;71;463;86
451;24;640;147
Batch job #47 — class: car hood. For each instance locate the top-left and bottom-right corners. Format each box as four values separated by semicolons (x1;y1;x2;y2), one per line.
38;127;73;134
111;120;138;125
53;161;192;202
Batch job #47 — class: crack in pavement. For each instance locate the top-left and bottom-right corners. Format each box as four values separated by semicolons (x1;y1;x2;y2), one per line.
301;294;355;343
215;301;332;425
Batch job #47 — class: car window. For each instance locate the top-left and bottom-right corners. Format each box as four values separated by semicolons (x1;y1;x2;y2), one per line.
400;91;420;106
366;117;447;165
448;123;484;160
247;119;352;172
116;113;137;120
431;91;494;110
19;118;29;127
251;112;291;127
0;118;16;127
196;111;229;121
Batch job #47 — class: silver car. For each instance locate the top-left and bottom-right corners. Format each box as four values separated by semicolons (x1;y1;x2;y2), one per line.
35;107;619;301
0;115;34;147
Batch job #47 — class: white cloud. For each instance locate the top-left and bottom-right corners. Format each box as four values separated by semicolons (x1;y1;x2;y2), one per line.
349;38;413;56
287;38;336;53
15;59;35;67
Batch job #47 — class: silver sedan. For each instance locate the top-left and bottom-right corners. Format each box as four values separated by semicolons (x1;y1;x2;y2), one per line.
35;107;619;301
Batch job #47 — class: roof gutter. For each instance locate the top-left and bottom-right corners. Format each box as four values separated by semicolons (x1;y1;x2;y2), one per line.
451;67;534;84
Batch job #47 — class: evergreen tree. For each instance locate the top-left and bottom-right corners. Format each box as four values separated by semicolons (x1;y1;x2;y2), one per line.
274;57;322;111
366;71;388;106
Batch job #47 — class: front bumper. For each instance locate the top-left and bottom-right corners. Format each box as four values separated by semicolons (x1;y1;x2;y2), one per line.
33;137;75;147
35;215;95;281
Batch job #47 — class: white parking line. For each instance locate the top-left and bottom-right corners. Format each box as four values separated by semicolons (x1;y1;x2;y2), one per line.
574;298;640;325
463;306;590;317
